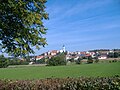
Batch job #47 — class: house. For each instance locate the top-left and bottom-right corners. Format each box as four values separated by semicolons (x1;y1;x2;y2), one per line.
90;52;96;58
50;50;59;56
29;56;36;61
66;55;71;60
74;55;80;60
66;54;80;61
36;55;44;60
47;55;53;59
80;54;85;57
44;52;48;56
98;55;107;60
29;62;34;65
89;52;95;55
76;51;81;55
80;51;86;55
85;54;91;57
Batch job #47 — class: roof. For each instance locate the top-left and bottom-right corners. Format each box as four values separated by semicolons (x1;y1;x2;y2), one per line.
99;55;107;57
80;52;86;54
85;54;91;57
36;55;44;59
51;50;58;53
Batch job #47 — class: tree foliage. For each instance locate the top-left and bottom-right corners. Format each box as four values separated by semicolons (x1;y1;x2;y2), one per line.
0;55;9;68
36;58;46;64
0;77;120;90
8;57;29;65
87;56;93;64
0;0;48;56
47;53;66;66
76;58;82;64
108;52;119;58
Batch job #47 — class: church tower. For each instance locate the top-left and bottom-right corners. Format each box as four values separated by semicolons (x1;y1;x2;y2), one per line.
62;45;65;52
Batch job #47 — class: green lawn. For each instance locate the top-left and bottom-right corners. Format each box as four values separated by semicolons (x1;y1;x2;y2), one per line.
0;62;120;80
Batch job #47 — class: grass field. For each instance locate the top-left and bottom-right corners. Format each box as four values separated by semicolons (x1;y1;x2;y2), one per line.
0;62;120;80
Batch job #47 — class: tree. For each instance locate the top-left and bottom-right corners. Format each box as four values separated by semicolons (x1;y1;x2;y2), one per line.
36;58;46;64
108;52;114;58
114;52;119;58
68;58;74;62
8;57;29;65
76;58;82;64
87;56;93;64
0;55;9;68
47;53;66;66
0;0;48;56
94;56;99;63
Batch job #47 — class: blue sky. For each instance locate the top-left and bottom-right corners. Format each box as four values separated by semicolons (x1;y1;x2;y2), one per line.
1;0;120;56
35;0;120;55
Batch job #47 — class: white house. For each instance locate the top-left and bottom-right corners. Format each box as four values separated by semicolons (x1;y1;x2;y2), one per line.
98;55;107;60
50;50;58;56
36;55;44;60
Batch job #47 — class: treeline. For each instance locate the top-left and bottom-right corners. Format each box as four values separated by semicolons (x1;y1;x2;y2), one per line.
107;52;120;58
89;49;120;52
0;53;66;68
1;51;120;68
0;76;120;90
0;55;29;68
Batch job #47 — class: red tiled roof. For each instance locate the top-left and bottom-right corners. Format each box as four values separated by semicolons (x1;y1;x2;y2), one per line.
36;56;44;59
51;50;58;53
80;52;86;54
85;54;91;57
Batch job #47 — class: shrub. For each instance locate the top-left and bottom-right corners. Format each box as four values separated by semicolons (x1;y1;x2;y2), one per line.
9;59;29;65
109;61;112;63
36;58;46;64
87;56;93;64
0;55;9;68
47;53;66;66
94;57;99;63
0;76;120;90
76;58;82;64
68;58;74;62
94;59;99;63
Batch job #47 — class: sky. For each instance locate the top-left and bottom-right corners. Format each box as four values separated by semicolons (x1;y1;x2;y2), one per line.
1;0;120;56
35;0;120;55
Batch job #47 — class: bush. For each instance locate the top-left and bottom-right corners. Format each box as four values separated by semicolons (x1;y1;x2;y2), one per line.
9;58;29;65
47;53;66;66
87;56;93;64
36;58;46;64
0;76;120;90
0;55;9;68
48;56;66;66
94;59;99;63
68;58;74;62
109;61;112;63
76;58;82;64
94;57;99;63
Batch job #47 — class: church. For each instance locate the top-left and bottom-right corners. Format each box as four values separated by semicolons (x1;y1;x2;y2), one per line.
60;45;66;53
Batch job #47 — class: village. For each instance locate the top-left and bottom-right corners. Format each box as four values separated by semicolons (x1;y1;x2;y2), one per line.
31;46;120;64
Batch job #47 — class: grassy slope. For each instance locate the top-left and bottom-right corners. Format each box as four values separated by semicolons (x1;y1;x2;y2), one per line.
0;62;120;80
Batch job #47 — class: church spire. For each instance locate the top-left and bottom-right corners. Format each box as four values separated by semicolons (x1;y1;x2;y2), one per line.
62;45;65;52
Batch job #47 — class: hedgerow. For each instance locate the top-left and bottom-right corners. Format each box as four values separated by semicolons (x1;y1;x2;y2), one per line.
0;76;120;90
